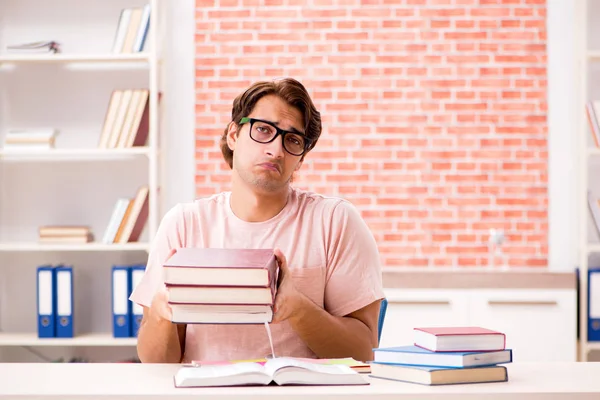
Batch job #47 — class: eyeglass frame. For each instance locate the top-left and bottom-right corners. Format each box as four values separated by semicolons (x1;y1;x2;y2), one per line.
238;117;313;156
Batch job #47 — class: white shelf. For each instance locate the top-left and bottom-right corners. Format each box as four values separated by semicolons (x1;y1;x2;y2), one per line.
0;333;136;347
0;242;150;252
0;147;151;161
0;53;150;65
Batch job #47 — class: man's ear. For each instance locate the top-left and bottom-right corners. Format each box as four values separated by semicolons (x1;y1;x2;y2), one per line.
226;122;239;151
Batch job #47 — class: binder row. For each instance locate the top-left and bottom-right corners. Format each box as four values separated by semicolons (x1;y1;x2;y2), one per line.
36;264;145;339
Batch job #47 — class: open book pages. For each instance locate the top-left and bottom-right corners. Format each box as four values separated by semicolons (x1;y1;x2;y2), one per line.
174;357;369;387
188;357;371;373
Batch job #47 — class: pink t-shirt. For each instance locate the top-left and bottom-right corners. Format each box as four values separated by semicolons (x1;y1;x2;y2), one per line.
129;186;385;363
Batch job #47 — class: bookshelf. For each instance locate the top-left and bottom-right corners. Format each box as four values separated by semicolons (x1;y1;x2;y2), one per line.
0;0;163;361
577;0;600;362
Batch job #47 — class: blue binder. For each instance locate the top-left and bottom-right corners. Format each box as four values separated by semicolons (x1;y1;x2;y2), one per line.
55;265;74;338
588;268;600;341
112;265;132;338
130;264;146;337
36;265;56;338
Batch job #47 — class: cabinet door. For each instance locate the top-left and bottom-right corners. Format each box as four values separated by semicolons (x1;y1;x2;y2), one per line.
378;289;470;349
468;289;577;362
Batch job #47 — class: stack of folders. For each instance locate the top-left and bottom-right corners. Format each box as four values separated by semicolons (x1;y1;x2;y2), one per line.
36;265;74;338
112;264;146;338
163;248;279;324
370;327;512;386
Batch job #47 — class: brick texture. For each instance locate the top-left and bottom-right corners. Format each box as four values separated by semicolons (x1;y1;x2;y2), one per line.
194;0;548;268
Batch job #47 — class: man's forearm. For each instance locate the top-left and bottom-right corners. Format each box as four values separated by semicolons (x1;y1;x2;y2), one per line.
288;296;376;362
137;308;182;363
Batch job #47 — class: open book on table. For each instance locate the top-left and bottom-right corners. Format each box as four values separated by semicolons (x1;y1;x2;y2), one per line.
173;357;369;387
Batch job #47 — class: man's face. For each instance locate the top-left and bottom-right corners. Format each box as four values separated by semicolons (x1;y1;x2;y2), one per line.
227;94;305;194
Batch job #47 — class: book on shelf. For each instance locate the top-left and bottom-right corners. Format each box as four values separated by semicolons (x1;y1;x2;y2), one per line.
38;226;92;244
369;326;511;386
164;248;279;324
1;129;57;150
112;5;151;54
6;41;61;54
585;101;600;148
588;191;600;238
173;357;368;388
102;186;149;244
97;89;150;149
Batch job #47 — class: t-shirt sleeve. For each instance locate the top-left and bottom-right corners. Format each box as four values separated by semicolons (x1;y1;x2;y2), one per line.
324;200;385;317
129;204;185;308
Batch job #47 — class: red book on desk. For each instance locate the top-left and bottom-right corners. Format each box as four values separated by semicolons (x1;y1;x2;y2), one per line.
414;327;506;352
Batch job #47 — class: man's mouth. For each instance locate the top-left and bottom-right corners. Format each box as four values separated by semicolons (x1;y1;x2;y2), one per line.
258;162;281;173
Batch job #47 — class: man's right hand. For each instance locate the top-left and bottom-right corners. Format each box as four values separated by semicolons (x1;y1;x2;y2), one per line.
149;285;173;322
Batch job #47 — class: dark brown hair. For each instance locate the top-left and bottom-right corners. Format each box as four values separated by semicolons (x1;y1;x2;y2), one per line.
220;78;322;168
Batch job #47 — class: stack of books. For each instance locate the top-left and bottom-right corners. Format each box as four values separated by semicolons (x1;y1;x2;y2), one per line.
38;226;92;244
370;327;511;386
2;129;57;151
164;248;279;324
97;89;149;149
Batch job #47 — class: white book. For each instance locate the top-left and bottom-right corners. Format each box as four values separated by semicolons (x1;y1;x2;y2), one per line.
101;199;130;244
112;9;132;53
174;357;367;387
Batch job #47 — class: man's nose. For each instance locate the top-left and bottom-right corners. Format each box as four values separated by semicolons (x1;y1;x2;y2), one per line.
265;134;285;158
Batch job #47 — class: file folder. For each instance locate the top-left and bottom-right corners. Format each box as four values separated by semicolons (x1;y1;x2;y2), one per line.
130;264;145;337
589;267;600;341
55;265;74;338
112;265;132;338
37;265;56;338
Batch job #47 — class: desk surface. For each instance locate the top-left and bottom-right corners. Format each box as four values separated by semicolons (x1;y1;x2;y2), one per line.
0;362;599;399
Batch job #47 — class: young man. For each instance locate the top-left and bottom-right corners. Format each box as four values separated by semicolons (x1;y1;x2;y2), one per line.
130;78;385;364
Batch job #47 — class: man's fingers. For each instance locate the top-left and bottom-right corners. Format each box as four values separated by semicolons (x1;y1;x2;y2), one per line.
273;248;289;272
164;248;177;263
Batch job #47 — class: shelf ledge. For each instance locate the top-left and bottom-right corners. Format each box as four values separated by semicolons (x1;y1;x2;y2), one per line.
0;148;151;161
0;242;150;252
0;53;150;64
0;333;137;347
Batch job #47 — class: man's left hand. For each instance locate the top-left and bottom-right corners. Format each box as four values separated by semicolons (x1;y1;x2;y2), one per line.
271;248;306;323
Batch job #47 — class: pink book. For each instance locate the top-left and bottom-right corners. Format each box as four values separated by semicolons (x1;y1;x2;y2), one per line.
163;248;279;289
414;327;506;352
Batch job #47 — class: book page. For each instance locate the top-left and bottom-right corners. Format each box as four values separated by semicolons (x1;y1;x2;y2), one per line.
174;362;270;387
264;357;357;376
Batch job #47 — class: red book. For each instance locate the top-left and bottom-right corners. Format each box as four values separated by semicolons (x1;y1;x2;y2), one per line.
163;247;279;288
414;327;506;352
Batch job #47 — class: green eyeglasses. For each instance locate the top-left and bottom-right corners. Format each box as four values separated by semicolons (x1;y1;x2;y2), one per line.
239;117;312;156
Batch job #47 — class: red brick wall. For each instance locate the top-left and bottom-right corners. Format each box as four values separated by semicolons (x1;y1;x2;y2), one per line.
194;0;548;268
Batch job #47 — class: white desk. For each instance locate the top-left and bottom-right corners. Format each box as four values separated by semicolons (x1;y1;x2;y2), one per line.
0;362;599;399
